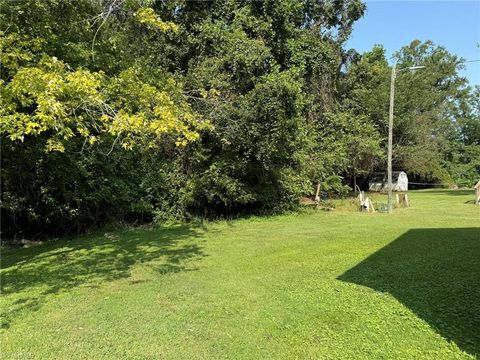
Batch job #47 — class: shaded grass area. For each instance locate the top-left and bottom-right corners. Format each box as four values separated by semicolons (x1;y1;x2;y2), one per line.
339;228;480;357
1;190;479;359
1;225;206;329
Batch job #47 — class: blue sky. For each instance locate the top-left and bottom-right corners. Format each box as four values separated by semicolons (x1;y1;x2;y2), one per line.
345;1;480;86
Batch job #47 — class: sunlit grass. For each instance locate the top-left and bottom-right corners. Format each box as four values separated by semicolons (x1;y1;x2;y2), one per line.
1;190;479;359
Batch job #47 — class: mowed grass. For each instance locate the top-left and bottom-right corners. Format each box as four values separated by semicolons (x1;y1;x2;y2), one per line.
1;190;479;359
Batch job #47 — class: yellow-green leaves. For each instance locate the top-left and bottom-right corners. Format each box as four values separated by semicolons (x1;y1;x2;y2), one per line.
136;8;178;32
1;57;207;152
0;32;45;73
102;68;209;149
45;138;65;152
1;56;104;147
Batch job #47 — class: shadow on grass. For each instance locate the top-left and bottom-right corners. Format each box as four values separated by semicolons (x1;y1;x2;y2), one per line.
338;228;480;357
418;189;474;197
1;225;206;328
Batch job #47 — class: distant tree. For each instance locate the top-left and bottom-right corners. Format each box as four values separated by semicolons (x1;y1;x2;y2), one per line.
340;40;476;185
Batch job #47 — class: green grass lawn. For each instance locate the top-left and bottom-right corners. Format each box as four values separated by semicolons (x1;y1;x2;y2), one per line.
1;190;479;359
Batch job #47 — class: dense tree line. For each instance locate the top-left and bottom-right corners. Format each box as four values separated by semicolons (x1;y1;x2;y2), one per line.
1;0;478;239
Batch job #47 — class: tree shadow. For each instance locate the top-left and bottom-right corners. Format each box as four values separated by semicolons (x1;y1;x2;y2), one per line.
1;225;206;328
419;190;474;197
338;228;480;357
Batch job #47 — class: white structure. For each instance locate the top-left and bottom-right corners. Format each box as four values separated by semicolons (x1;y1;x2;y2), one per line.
368;171;408;192
396;171;408;191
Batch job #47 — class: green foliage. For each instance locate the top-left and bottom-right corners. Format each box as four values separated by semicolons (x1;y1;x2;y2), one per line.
1;0;478;239
443;86;480;186
1;49;205;152
1;137;151;238
136;7;179;32
340;41;479;185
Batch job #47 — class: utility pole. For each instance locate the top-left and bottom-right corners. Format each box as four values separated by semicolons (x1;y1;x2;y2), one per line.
386;65;425;214
387;66;396;214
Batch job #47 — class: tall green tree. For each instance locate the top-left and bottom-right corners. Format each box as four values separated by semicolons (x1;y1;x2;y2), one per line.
340;40;477;185
1;0;367;238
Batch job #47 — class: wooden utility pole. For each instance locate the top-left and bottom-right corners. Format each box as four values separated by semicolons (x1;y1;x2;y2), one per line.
315;182;321;204
387;65;396;214
475;180;480;205
386;65;424;214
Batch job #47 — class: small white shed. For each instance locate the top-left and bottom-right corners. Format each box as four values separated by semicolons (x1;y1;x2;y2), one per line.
368;171;409;192
396;171;408;191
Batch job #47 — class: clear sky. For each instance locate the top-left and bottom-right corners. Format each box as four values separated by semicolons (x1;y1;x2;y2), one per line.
345;0;480;86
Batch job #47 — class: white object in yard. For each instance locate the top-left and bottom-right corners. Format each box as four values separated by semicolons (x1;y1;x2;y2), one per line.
358;191;375;212
396;171;408;191
368;171;408;192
